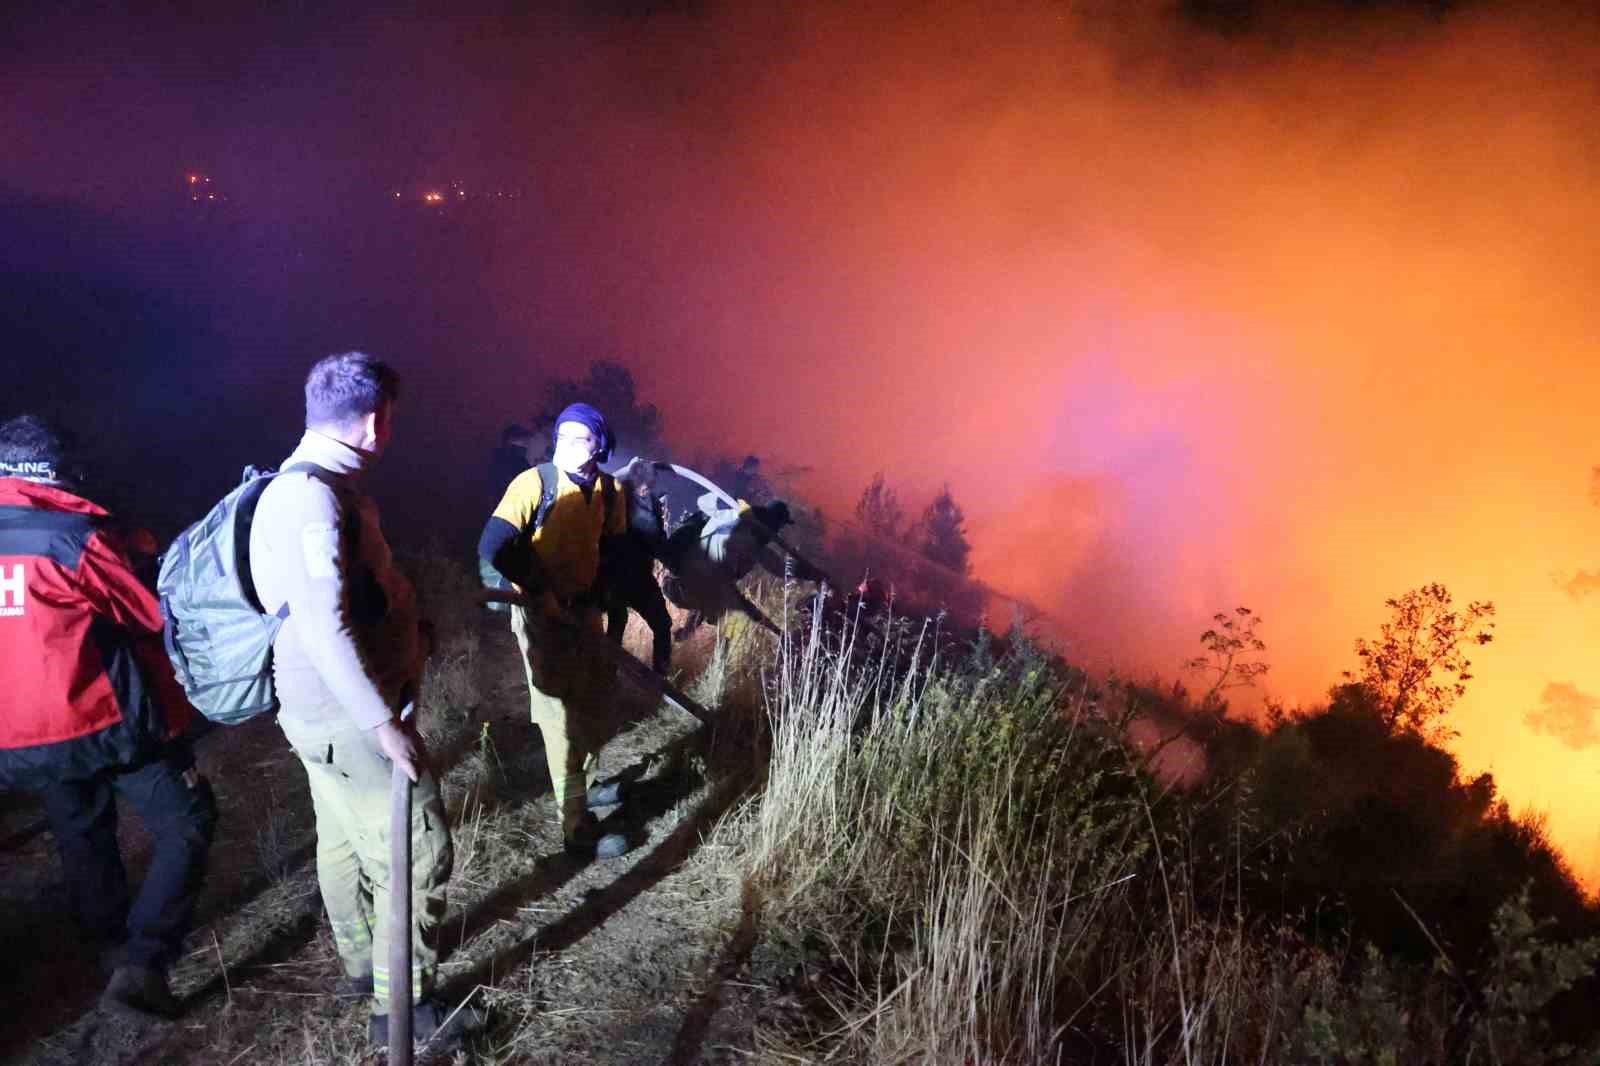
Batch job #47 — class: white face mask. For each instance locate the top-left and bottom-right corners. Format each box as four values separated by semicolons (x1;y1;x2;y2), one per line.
552;421;600;476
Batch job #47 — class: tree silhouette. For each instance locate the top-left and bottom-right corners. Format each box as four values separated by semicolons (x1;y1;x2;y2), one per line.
1345;582;1495;737
534;360;665;462
1184;606;1269;708
916;484;971;576
853;471;905;541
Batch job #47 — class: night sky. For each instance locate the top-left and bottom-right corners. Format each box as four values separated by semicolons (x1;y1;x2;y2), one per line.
4;1;1598;882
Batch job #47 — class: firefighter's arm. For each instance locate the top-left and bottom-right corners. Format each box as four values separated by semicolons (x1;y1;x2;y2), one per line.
75;529;164;633
481;468;553;595
478;517;551;593
480;467;569;614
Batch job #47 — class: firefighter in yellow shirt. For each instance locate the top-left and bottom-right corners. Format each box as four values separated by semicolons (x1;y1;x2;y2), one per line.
478;403;629;858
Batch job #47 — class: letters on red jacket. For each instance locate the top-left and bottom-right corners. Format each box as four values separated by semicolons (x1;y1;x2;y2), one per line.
0;478;195;789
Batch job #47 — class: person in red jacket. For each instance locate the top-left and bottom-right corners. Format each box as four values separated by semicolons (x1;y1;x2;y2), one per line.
0;414;215;1020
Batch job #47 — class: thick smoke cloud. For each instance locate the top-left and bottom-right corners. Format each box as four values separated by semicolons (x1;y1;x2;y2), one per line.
1525;682;1600;752
4;2;1598;882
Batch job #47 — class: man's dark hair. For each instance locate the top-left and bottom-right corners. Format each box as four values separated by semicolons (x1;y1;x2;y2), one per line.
501;423;532;445
0;413;79;482
304;351;401;428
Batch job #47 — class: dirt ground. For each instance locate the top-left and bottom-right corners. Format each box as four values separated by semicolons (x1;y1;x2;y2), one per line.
0;610;777;1066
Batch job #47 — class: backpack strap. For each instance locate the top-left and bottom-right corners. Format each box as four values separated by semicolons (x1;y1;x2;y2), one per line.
532;462;560;532
279;462;361;548
600;472;617;531
264;462;363;618
527;463;615;535
280;461;340;490
230;464;317;618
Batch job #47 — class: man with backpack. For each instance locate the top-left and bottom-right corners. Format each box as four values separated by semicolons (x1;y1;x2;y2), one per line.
663;497;823;639
247;352;475;1048
0;414;216;1020
479;402;630;859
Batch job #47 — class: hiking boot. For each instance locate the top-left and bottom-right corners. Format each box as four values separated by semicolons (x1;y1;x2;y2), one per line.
564;812;628;860
102;964;181;1020
585;780;627;809
368;996;488;1049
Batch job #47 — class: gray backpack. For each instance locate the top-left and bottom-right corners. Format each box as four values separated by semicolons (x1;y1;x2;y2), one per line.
158;463;345;725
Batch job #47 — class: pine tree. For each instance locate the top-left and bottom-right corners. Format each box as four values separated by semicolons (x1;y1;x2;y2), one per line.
917;484;971;575
853;472;905;541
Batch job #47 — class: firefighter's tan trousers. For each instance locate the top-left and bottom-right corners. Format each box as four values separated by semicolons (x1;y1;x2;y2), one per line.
280;717;453;1017
511;605;613;839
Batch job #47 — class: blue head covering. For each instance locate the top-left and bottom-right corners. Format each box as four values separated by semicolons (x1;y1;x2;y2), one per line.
553;402;613;464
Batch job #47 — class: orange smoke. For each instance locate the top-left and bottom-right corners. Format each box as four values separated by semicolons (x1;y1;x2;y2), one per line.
5;4;1592;880
479;3;1600;885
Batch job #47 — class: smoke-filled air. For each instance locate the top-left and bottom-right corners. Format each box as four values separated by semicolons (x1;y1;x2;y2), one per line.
10;4;1600;1062
4;3;1598;877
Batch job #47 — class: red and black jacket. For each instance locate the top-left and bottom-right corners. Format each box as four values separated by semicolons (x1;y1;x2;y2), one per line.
0;478;195;790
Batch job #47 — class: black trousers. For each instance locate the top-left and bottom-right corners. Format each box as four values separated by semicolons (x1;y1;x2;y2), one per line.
605;564;674;674
38;744;216;970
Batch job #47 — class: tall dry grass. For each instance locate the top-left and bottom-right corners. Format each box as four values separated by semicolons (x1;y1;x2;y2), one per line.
709;590;1150;1062
706;586;1600;1065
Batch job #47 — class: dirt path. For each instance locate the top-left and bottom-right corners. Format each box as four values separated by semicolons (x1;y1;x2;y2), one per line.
0;612;771;1066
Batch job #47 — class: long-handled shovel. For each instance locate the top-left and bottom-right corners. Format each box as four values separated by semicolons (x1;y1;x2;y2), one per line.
480;588;715;726
389;764;413;1065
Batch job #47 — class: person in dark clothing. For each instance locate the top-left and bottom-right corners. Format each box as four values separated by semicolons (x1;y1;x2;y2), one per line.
488;423;541;498
600;458;673;674
725;454;772;505
0;414;215;1020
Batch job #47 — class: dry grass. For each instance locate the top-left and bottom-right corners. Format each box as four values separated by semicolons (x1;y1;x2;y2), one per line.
21;552;1591;1065
690;585;1598;1066
704;598;1155;1064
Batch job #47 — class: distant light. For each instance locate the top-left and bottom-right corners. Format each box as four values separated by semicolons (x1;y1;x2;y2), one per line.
187;174;198;184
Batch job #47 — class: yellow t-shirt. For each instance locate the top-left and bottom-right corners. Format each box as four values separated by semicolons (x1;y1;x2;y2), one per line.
491;466;625;603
